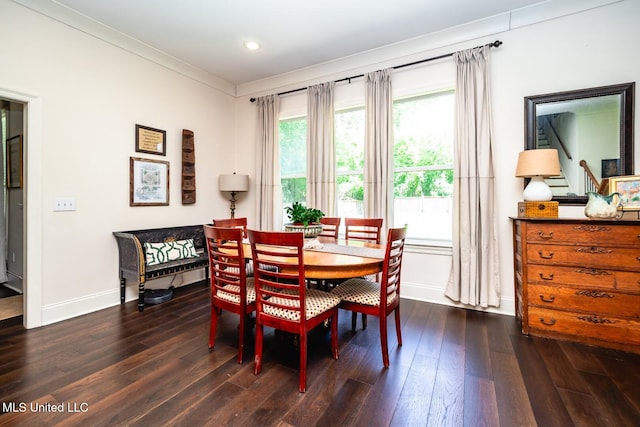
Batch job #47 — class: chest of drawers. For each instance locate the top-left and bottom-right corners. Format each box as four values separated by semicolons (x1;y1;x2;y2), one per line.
511;218;640;353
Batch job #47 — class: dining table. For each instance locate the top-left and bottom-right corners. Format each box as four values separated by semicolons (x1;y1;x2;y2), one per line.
242;237;385;280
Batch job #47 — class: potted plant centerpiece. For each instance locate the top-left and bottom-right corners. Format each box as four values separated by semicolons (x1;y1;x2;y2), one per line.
284;202;325;238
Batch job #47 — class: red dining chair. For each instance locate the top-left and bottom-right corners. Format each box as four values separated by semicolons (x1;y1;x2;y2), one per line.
212;217;248;238
204;225;255;364
343;217;384;330
213;217;256;276
331;225;407;367
247;229;340;393
318;217;341;239
344;217;383;243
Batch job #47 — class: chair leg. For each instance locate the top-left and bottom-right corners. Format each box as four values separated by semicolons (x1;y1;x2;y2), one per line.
299;332;307;393
380;315;390;368
254;324;264;375
362;313;368;330
208;304;218;349
395;307;402;346
331;311;339;360
351;311;357;332
237;314;245;364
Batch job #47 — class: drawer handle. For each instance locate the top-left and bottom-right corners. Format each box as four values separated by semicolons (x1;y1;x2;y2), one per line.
539;273;554;281
537;251;554;259
576;290;614;299
538;232;553;240
539;294;555;303
539;317;556;326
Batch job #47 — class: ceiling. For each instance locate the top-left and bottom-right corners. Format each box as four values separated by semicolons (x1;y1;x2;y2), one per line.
49;0;546;86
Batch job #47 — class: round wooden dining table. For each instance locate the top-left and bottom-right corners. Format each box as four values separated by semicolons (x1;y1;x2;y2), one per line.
241;238;384;280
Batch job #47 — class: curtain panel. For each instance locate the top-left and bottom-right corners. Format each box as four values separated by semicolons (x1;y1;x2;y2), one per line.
307;82;336;215
255;95;283;231
364;69;394;234
445;46;501;308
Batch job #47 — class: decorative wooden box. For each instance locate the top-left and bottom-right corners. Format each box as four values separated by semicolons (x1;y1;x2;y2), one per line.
517;201;558;218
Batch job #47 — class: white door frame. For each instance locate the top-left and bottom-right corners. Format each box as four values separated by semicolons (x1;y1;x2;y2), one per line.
0;87;43;329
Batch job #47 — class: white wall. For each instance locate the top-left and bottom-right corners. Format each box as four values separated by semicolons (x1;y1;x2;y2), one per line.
234;0;640;316
0;0;242;326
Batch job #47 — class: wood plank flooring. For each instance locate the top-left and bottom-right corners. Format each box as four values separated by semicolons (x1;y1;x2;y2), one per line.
0;282;638;426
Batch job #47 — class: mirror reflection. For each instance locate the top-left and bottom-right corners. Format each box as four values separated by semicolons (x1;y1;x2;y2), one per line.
525;82;635;205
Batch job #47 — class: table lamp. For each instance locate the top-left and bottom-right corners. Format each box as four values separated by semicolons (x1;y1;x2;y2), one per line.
219;173;249;218
515;149;561;201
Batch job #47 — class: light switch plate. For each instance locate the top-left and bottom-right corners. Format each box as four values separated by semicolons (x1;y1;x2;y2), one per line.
54;197;76;211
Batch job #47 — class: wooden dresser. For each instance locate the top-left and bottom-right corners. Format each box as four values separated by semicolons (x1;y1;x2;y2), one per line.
511;218;640;353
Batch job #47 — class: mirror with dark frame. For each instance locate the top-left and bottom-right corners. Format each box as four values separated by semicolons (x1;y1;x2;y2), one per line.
524;82;635;205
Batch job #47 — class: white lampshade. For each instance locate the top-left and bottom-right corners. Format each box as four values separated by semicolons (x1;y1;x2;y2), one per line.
515;149;561;202
218;173;249;192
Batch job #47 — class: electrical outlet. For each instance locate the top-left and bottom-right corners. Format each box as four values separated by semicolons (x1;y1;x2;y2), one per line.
54;197;76;211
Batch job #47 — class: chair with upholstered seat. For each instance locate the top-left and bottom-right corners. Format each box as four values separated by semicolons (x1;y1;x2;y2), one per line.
343;217;384;329
247;229;340;393
204;225;255;364
318;217;341;239
331;225;407;367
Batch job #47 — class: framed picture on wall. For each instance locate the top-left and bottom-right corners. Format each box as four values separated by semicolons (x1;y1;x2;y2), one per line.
601;158;620;179
135;124;166;156
6;135;23;189
129;157;170;206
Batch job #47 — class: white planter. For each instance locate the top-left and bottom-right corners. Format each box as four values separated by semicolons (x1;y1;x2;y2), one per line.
284;223;323;238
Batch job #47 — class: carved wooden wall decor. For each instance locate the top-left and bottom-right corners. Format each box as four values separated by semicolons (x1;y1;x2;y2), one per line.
181;129;196;204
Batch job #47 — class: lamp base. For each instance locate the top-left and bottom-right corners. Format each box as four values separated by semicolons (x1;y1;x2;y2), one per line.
523;176;553;201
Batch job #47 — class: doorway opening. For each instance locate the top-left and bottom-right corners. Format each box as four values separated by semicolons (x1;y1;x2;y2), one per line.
0;99;25;324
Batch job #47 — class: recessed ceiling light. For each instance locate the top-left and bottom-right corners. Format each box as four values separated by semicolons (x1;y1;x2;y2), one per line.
243;41;261;51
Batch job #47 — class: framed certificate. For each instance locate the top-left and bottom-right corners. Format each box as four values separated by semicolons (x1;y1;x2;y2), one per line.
135;124;166;156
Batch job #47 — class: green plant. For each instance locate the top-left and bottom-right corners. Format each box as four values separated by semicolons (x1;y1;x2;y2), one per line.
285;202;324;226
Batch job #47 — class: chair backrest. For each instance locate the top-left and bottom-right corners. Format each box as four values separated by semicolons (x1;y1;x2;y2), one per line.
203;225;248;306
344;217;383;244
380;226;408;306
247;229;307;324
318;217;341;239
212;217;248;238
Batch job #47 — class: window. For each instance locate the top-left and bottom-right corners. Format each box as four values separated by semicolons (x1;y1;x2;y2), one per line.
393;90;454;243
278;89;454;243
335;107;365;218
279;116;307;221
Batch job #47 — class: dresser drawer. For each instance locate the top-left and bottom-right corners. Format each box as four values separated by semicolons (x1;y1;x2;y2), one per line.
527;284;640;318
527;244;640;269
526;265;640;291
528;306;640;346
525;222;640;246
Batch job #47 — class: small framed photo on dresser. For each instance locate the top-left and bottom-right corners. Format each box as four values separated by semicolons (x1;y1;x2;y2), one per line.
609;175;640;210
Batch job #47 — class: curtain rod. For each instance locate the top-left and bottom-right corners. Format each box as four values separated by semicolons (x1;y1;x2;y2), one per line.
250;40;502;102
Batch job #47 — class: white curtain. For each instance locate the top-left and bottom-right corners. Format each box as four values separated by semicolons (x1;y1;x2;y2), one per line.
254;95;282;231
307;82;336;215
364;69;394;232
445;46;501;308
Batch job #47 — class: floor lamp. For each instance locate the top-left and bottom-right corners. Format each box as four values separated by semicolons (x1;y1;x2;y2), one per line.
218;173;249;218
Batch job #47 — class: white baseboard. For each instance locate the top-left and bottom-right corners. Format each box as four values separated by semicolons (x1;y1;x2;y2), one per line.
402;281;515;317
42;289;120;326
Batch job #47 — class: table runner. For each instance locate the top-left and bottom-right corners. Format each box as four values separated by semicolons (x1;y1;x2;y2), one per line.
306;242;385;259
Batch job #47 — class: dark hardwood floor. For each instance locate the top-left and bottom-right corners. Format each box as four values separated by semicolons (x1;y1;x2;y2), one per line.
0;282;638;426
